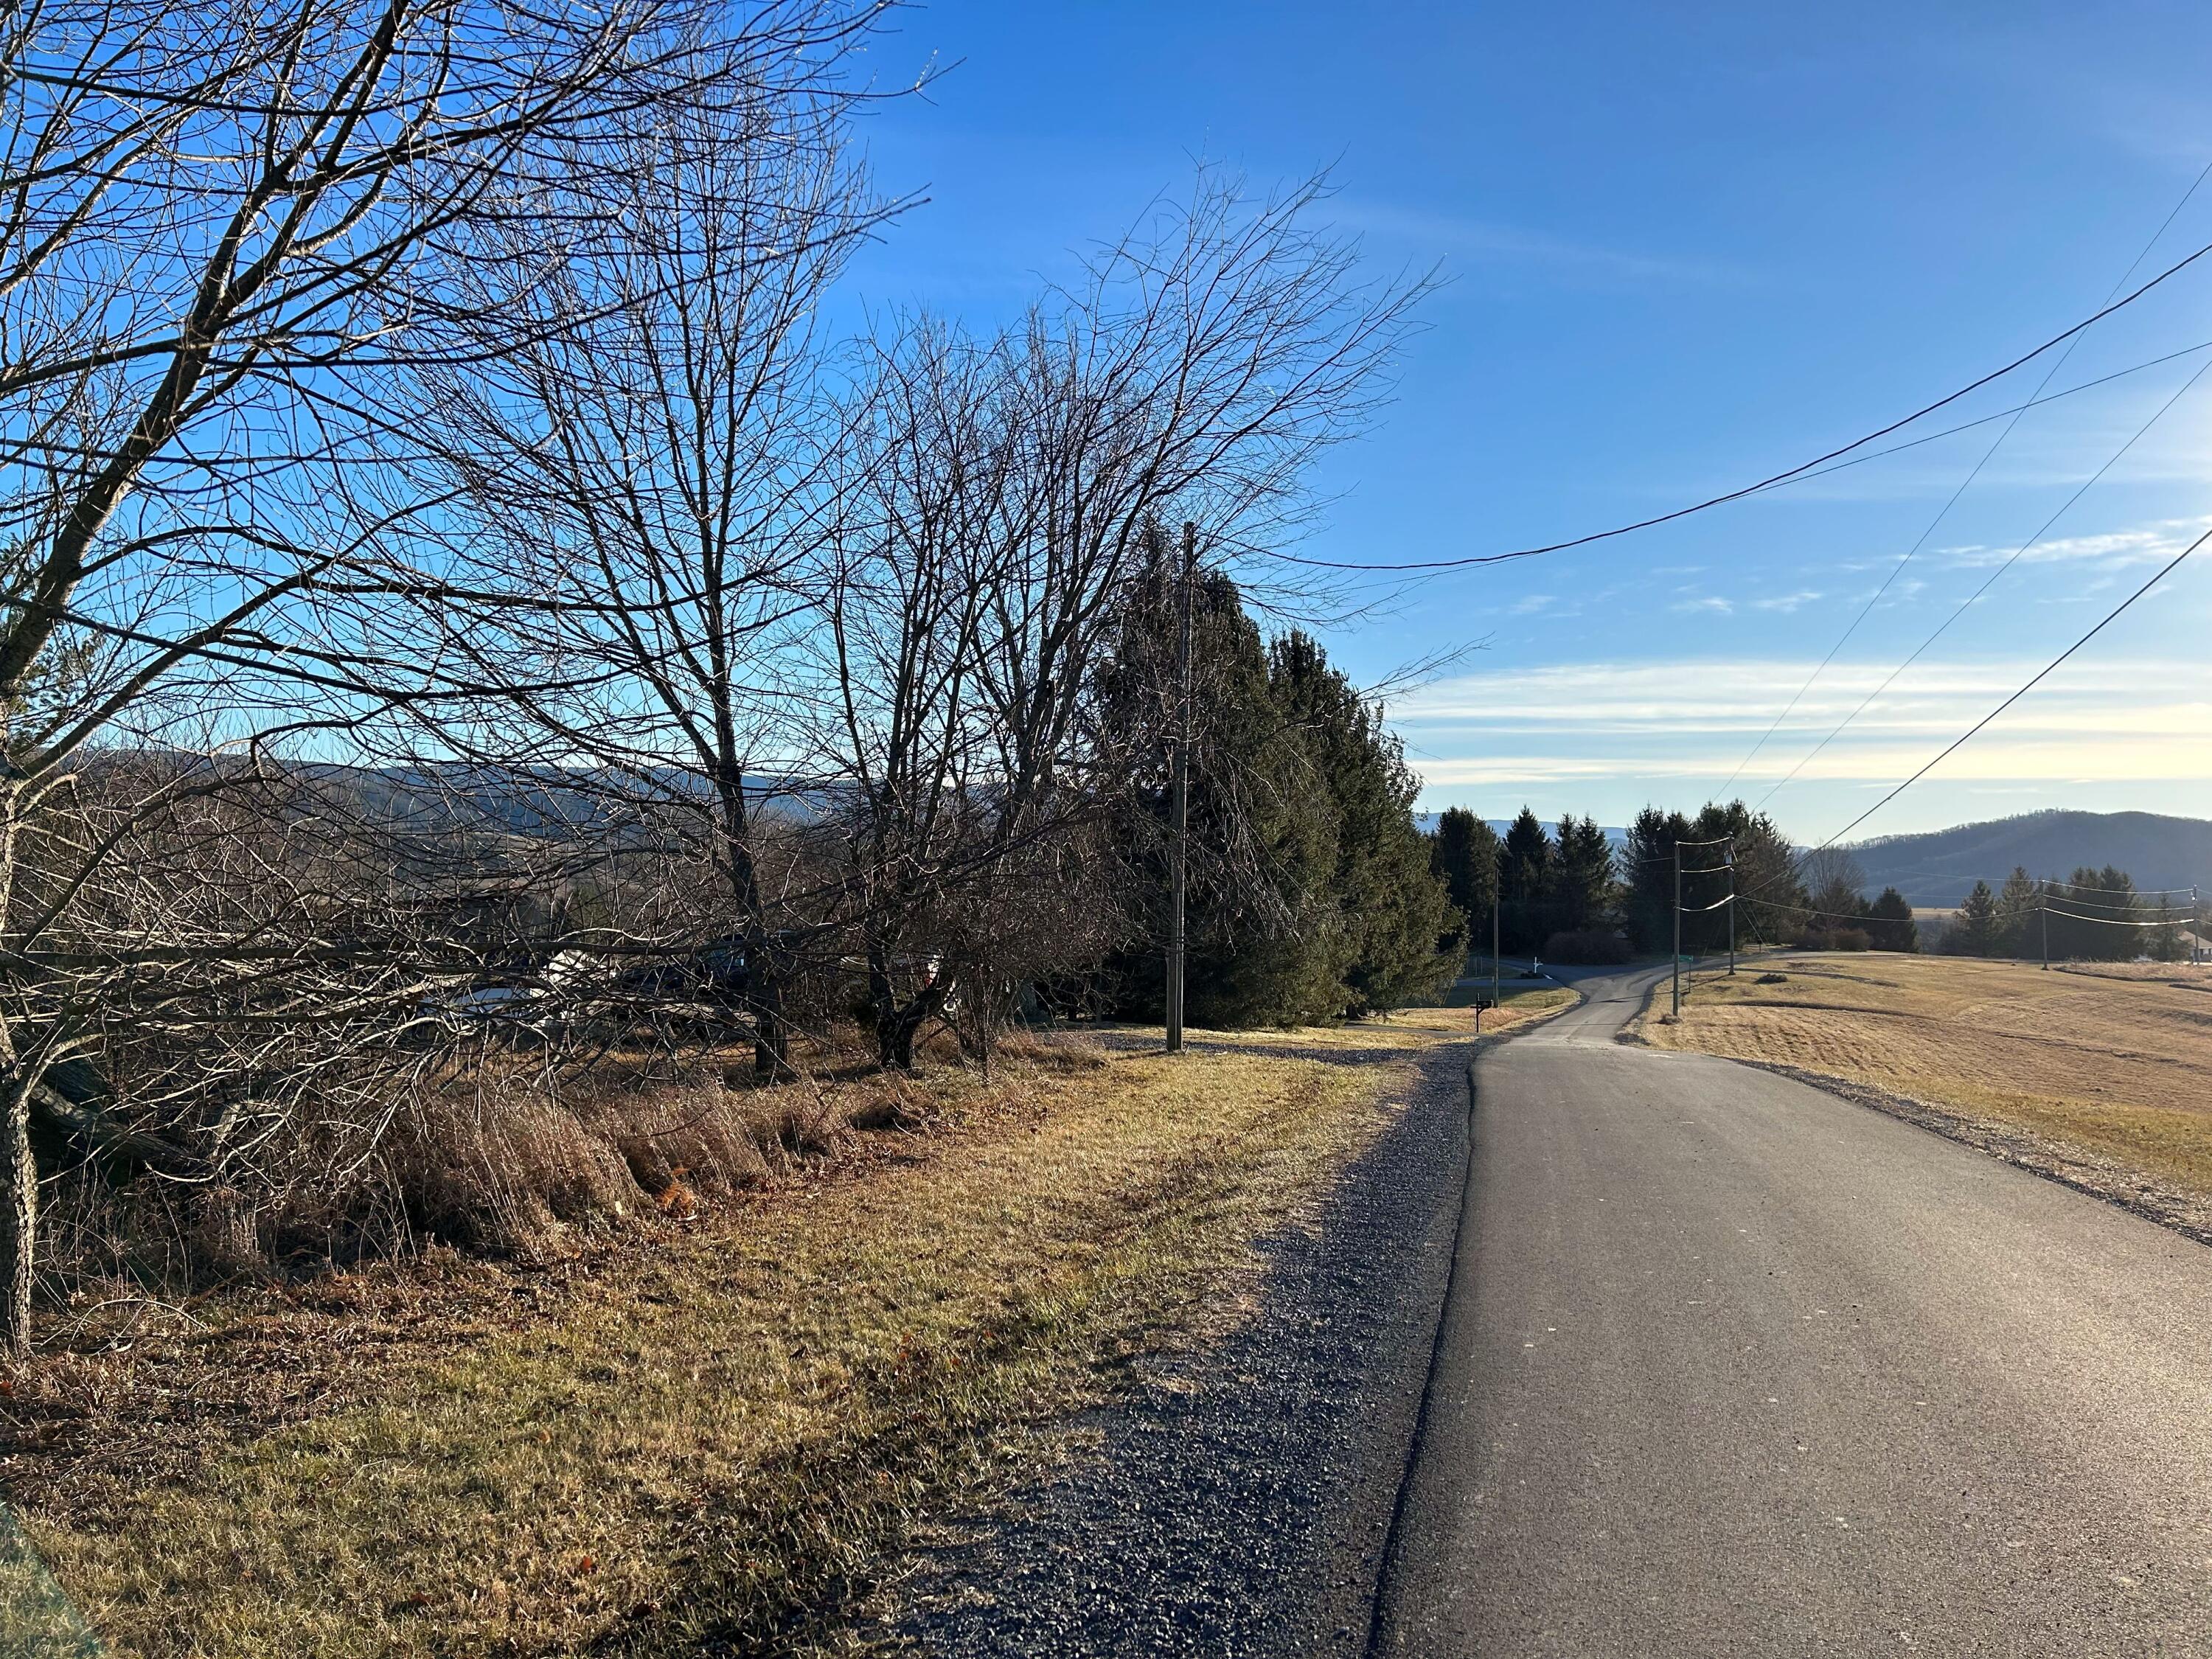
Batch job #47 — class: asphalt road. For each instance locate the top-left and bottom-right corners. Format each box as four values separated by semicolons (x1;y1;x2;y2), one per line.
1374;965;2212;1658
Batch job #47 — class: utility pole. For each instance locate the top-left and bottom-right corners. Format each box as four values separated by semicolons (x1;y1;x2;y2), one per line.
1672;839;1682;1018
1726;835;1737;975
1492;889;1501;1018
2040;899;2049;971
1165;521;1196;1054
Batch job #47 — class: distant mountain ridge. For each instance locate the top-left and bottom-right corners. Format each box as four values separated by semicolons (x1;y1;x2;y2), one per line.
1842;810;2212;908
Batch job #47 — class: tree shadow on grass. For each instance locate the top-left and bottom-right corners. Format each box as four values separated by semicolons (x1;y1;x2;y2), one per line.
0;1505;100;1656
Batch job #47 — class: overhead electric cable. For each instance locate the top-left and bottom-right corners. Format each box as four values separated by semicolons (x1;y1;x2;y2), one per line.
1270;229;2212;574
1723;156;2212;795
1779;337;2212;487
2037;906;2188;928
1813;526;2209;850
1753;353;2212;807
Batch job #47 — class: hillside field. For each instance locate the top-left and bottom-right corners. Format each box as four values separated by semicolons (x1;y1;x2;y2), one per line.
1641;953;2212;1218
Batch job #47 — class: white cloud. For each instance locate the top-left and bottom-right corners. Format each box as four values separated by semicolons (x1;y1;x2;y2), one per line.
1669;596;1733;615
1393;657;2212;793
1333;202;1753;288
1750;589;1823;613
1938;514;2212;568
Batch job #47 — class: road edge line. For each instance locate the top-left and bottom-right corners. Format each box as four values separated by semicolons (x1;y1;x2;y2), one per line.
1726;1056;2212;1252
1358;984;1585;1658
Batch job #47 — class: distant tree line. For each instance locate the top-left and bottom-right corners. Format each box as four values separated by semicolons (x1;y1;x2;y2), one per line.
1426;801;1923;963
1942;866;2195;961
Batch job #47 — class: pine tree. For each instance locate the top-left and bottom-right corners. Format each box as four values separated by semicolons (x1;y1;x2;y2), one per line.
1994;866;2040;958
1620;805;1693;950
1948;880;1999;956
1865;887;1917;952
1269;630;1462;1015
1099;557;1338;1026
1554;815;1615;933
1102;585;1459;1026
2050;866;2138;961
1430;807;1500;934
1498;807;1554;953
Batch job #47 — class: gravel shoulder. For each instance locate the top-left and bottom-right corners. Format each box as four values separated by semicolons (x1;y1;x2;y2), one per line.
874;1035;1478;1658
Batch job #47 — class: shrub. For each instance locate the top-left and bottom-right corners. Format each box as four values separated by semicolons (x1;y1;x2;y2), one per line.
1543;928;1630;964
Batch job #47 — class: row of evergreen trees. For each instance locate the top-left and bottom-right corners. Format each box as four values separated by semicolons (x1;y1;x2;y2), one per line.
1943;866;2195;961
1429;807;1610;954
1105;568;1461;1026
1431;800;1925;958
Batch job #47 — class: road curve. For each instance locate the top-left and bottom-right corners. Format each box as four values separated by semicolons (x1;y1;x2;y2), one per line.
1373;965;2212;1658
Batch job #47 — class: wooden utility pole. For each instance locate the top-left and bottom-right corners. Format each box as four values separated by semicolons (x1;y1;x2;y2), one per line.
1726;835;1737;975
2040;899;2049;970
1165;520;1196;1054
1492;889;1501;1018
1672;839;1682;1018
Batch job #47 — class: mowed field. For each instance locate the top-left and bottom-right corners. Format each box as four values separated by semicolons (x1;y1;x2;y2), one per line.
1643;953;2212;1202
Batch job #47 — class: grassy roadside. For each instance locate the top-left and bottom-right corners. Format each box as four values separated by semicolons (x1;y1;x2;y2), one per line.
1638;952;2212;1208
3;1005;1537;1658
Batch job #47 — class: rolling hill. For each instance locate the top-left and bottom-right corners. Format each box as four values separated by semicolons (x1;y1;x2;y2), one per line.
1843;811;2212;908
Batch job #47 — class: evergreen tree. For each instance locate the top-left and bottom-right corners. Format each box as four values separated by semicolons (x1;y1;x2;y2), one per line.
1554;814;1615;933
1687;801;1799;951
1268;631;1463;1015
1621;800;1801;953
1947;880;2000;956
1430;807;1500;938
1865;887;1918;952
1994;866;2040;957
1101;579;1458;1026
1100;557;1338;1026
2048;866;2138;961
1498;807;1554;953
1620;805;1694;950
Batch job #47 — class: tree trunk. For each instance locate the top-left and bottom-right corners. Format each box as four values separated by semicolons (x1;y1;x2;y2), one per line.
869;946;949;1071
751;955;794;1082
0;1077;35;1359
0;799;32;1357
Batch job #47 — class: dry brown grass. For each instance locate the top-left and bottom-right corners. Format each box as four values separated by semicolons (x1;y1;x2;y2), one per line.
1642;953;2212;1198
3;1014;1481;1658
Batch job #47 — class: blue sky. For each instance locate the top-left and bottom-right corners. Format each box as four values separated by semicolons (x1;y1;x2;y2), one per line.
841;0;2212;842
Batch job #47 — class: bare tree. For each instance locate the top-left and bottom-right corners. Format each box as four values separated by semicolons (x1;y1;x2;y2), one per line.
818;170;1431;1065
400;72;893;1081
0;0;896;1352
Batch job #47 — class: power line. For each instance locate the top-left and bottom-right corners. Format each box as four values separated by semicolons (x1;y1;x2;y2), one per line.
1725;155;2212;796
2038;905;2191;928
1813;526;2211;850
1267;229;2212;575
1773;338;2212;490
1752;354;2212;808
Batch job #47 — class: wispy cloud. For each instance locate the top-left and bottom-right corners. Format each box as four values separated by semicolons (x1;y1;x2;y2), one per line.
1750;589;1823;613
1669;596;1733;615
1938;514;2212;568
1393;656;2212;801
1509;592;1558;616
1335;202;1753;288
